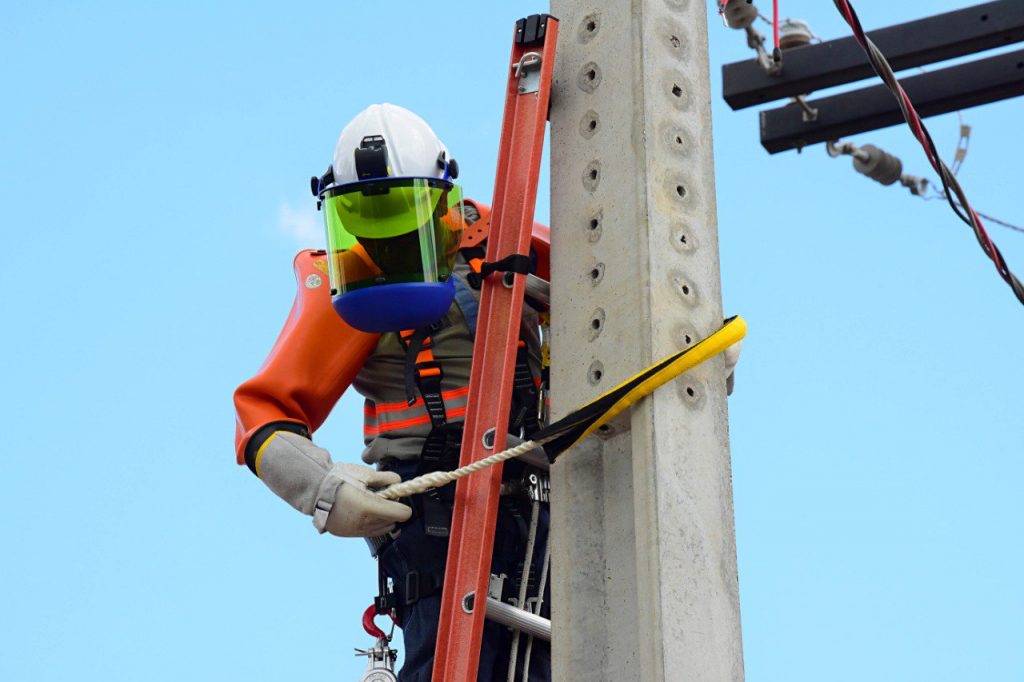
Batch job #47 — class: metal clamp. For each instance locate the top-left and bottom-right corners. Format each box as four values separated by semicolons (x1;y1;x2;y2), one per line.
527;473;550;504
793;94;819;123
514;52;543;94
356;637;399;682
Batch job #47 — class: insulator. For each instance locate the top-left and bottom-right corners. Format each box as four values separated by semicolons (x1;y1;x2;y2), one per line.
724;0;758;29
853;145;903;186
779;19;814;49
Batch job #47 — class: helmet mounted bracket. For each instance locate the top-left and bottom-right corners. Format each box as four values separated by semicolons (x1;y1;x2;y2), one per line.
354;135;391;180
311;165;335;209
437;150;459;181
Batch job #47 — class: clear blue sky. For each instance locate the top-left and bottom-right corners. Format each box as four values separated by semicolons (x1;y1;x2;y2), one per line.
2;2;1022;680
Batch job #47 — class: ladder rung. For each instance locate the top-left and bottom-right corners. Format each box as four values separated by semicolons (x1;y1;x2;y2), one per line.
472;594;551;642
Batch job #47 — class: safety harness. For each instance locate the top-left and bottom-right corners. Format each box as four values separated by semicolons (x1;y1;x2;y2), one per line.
374;244;545;616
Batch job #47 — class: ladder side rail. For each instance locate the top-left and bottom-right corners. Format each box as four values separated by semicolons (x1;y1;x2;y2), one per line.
431;16;559;682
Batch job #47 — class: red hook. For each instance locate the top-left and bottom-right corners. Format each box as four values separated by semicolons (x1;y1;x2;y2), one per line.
362;604;389;640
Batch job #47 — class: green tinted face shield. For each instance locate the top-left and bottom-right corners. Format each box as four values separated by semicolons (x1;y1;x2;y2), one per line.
321;177;465;294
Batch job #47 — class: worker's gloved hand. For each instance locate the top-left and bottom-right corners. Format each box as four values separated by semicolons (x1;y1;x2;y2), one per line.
255;431;410;537
724;340;743;395
319;463;411;537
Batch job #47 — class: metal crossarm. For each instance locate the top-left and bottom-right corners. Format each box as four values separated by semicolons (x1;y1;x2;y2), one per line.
760;48;1024;153
723;0;1024;110
430;14;559;682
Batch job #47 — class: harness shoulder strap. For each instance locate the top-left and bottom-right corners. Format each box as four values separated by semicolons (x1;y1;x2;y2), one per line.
452;276;479;337
399;328;447;430
398;327;460;537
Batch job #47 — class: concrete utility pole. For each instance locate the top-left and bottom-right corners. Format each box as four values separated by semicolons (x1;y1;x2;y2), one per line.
548;1;745;680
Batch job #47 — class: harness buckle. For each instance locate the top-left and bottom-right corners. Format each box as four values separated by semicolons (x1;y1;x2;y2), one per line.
405;571;421;606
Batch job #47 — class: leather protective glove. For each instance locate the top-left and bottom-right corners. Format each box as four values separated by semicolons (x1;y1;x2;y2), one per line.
318;463;412;537
254;431;411;537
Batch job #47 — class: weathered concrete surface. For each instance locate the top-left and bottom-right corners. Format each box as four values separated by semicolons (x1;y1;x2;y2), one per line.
548;1;744;679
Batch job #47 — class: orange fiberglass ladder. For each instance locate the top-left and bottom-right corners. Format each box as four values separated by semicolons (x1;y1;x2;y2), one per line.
431;14;559;682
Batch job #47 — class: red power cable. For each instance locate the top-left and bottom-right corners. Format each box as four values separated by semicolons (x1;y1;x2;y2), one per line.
773;0;780;50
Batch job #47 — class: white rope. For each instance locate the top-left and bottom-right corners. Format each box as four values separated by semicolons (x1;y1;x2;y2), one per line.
377;437;549;500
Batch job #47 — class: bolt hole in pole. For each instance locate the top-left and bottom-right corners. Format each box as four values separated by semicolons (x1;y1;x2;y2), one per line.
578;111;599;140
583;162;601;192
579;13;600;42
588;308;606;340
676;184;686;197
577;62;602;93
671;84;683;97
686;386;696;397
588;360;604;385
587;212;603;243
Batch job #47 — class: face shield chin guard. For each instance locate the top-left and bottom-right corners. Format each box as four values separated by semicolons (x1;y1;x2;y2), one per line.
318;177;466;333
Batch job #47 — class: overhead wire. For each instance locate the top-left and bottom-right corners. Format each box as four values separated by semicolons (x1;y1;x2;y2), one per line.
922;190;1024;235
831;0;1024;306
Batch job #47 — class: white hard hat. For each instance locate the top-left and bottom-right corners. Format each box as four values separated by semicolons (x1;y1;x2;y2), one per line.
329;103;458;186
310;103;467;334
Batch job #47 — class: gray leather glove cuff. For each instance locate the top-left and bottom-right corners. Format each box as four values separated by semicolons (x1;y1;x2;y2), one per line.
256;431;333;516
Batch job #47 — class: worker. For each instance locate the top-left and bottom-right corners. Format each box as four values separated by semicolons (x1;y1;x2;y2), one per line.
234;103;553;681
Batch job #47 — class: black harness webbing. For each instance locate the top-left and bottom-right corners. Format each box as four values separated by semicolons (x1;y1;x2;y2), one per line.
399;328;459;538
